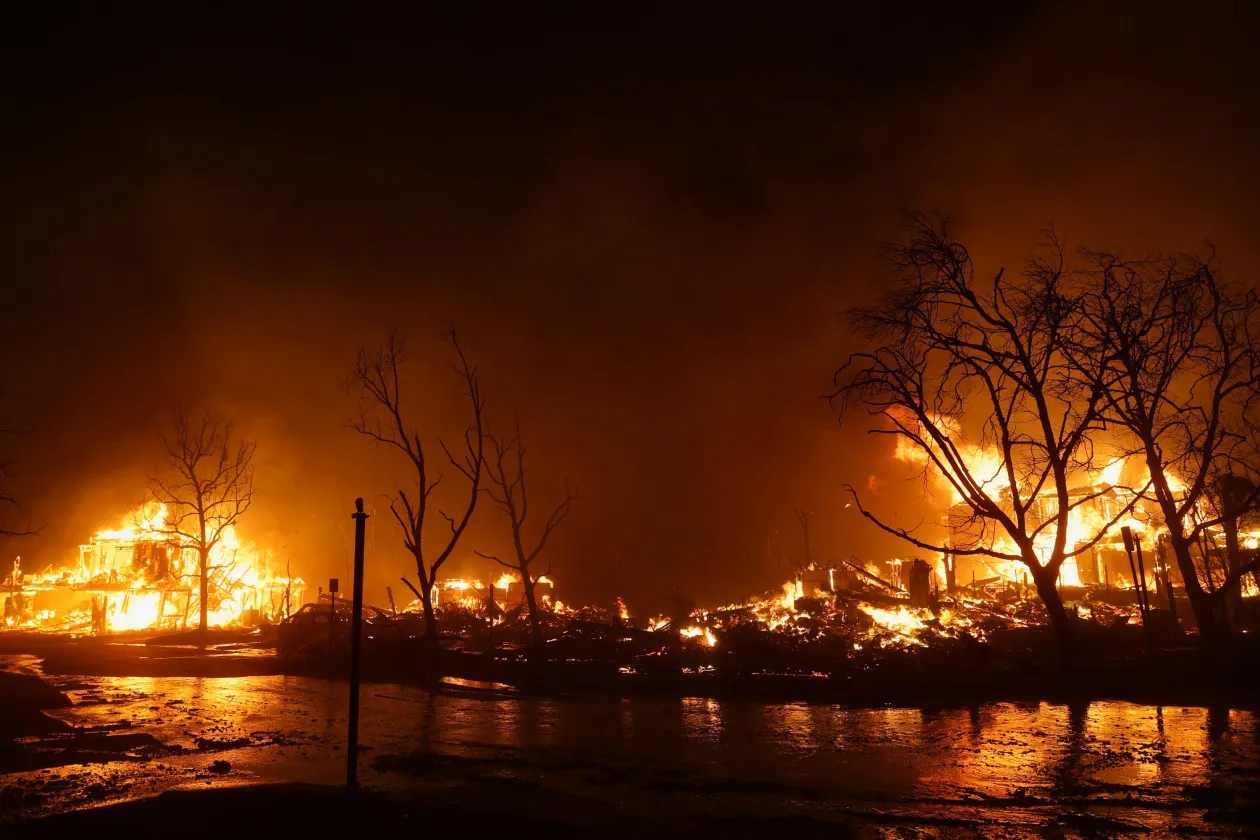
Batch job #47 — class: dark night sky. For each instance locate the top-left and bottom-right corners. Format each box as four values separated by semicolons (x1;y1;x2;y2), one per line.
2;2;1259;610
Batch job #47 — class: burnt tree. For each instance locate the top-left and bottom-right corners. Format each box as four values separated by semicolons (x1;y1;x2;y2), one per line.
149;411;256;634
1072;251;1260;643
349;328;484;649
475;414;577;649
832;217;1136;653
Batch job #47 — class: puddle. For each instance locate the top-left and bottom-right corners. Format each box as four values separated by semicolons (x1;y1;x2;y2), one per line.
2;655;1258;834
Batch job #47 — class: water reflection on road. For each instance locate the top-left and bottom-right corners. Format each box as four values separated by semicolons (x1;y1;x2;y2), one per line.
5;666;1258;835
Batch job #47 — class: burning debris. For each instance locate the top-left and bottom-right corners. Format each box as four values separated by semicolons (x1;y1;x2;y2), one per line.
279;468;1257;676
424;573;554;615
2;502;303;634
273;553;1165;679
8;489;1251;677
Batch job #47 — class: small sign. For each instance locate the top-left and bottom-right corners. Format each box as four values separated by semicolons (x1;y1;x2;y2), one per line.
329;578;339;594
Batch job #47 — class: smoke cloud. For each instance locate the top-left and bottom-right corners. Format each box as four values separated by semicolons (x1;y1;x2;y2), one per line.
1;2;1256;610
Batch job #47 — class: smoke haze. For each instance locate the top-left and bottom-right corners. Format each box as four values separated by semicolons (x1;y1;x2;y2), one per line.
2;2;1258;610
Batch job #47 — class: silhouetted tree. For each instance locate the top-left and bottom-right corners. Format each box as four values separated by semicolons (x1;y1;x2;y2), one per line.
349;328;484;649
1070;250;1260;642
475;414;577;650
149;410;256;634
832;217;1136;652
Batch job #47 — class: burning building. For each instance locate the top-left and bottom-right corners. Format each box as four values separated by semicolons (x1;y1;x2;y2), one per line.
881;411;1260;612
429;573;554;614
1;502;303;634
944;479;1152;589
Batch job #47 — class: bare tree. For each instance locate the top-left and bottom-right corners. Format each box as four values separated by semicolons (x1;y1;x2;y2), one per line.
1071;250;1260;642
475;414;577;649
349;328;484;649
832;217;1136;652
149;411;256;634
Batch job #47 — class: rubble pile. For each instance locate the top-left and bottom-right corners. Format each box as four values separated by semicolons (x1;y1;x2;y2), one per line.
363;566;1156;677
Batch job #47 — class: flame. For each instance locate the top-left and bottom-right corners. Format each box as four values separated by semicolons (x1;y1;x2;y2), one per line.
887;416;1216;592
427;573;559;614
860;604;928;646
1163;470;1187;494
94;501;169;542
892;413;1009;504
432;579;482;612
781;579;803;610
679;625;716;646
1094;458;1125;487
12;500;303;635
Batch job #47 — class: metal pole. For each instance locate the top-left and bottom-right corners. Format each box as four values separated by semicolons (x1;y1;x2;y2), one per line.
347;498;369;790
329;589;337;646
1135;539;1155;654
1122;527;1153;655
1134;539;1152;617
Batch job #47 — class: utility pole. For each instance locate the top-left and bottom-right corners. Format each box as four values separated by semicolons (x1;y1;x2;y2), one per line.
347;498;369;790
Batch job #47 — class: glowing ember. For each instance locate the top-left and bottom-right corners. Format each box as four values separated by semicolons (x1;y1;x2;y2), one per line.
679;625;716;646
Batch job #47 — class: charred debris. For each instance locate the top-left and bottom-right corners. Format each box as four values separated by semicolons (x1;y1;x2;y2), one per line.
263;548;1260;705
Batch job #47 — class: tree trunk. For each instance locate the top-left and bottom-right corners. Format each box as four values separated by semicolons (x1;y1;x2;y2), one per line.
1219;476;1248;628
1168;532;1222;645
419;580;440;650
521;572;542;651
1031;564;1075;655
1222;518;1242;629
1146;452;1223;644
198;546;210;634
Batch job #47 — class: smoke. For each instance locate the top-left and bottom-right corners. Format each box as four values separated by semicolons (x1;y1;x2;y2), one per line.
1;2;1257;609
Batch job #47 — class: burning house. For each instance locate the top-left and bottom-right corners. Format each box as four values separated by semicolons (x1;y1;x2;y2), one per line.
1;502;303;634
940;466;1260;610
429;573;554;614
943;478;1152;590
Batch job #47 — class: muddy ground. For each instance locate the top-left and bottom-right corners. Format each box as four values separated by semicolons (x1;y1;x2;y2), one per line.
4;781;871;839
7;627;1260;710
4;633;1260;837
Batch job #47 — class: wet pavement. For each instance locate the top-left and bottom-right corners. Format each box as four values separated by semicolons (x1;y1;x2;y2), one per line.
3;652;1259;836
